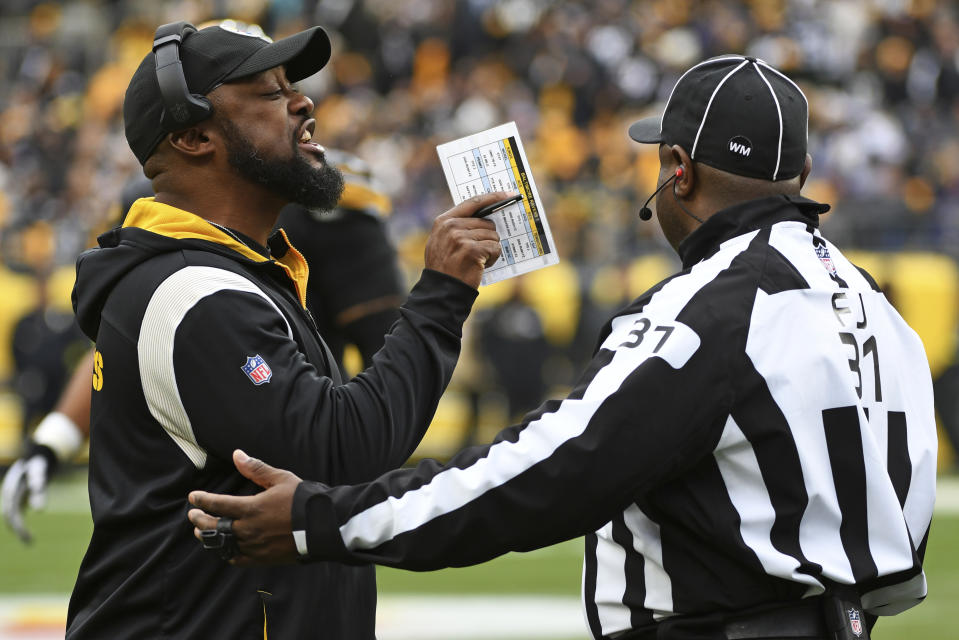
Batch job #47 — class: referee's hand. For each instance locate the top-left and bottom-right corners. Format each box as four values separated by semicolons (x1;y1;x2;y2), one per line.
424;192;508;289
188;450;301;566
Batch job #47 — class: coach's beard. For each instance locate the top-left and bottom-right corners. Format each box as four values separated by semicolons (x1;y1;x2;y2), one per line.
220;117;345;211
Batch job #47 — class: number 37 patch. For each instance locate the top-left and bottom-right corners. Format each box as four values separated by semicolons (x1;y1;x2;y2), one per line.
603;315;700;369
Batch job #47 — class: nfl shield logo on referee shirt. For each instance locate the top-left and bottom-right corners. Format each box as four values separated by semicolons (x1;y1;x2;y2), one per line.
847;608;863;637
815;242;838;277
241;354;272;385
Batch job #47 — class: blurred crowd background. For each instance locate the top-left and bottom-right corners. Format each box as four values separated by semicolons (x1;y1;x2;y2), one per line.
2;0;959;464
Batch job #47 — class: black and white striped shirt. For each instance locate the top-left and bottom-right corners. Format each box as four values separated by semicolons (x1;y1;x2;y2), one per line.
294;195;937;637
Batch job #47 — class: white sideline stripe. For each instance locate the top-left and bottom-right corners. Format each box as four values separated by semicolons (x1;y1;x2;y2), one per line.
377;595;584;639
138;266;292;469
0;595;586;640
935;476;959;514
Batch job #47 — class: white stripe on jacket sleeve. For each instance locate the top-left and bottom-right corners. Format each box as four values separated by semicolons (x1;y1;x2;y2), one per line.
138;266;291;468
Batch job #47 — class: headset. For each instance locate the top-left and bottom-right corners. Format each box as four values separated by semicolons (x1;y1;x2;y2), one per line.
153;21;213;132
637;166;704;224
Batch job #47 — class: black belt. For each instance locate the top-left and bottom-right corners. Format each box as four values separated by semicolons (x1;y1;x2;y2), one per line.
618;595;868;640
724;600;826;639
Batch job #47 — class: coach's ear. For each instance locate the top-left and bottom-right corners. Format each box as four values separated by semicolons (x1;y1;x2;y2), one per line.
168;124;216;159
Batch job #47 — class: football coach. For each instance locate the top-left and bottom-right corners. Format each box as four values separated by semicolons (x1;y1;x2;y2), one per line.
65;21;505;639
188;56;937;640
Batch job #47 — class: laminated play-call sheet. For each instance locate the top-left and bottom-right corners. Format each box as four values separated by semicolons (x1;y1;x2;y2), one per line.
436;122;559;286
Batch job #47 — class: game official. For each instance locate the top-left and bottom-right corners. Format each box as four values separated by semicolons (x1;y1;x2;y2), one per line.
189;56;937;640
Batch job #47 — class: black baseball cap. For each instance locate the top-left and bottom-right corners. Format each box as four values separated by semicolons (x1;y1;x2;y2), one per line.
124;22;331;165
629;55;808;181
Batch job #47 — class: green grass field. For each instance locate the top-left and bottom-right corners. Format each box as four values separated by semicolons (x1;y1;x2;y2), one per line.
1;470;956;639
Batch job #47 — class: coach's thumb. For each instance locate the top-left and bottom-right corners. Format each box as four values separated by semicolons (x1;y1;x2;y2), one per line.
233;449;285;489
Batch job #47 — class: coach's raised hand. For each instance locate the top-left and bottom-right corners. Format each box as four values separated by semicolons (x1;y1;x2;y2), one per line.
423;191;508;289
188;450;301;566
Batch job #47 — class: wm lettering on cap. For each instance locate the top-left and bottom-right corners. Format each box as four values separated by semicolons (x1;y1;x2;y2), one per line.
728;135;752;157
241;354;273;385
628;55;809;181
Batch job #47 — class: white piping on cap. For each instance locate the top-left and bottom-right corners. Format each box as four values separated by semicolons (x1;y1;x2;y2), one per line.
752;62;783;180
756;59;809;143
659;55;747;136
690;59;750;159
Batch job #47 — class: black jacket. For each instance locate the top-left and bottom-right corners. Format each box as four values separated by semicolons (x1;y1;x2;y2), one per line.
66;198;477;639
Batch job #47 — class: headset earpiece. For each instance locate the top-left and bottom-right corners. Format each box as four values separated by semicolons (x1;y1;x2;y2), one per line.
637;165;692;222
153;22;213;132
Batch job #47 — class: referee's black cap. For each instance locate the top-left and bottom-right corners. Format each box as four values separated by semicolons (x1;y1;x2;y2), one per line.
124;21;331;165
628;55;808;181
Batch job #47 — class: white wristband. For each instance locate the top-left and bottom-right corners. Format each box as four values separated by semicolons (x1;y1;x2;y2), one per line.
32;412;85;462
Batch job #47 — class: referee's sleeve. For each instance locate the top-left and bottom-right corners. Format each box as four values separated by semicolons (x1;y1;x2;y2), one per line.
291;307;736;567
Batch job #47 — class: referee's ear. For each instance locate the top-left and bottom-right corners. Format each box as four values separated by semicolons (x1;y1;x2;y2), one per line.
669;144;695;198
799;153;813;189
